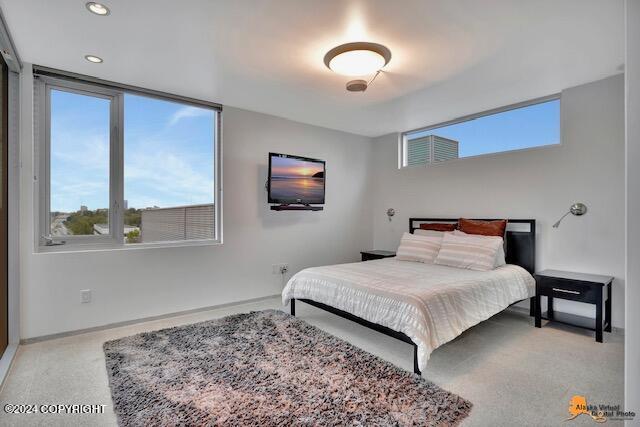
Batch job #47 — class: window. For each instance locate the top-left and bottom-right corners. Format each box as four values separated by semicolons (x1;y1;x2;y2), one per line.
123;94;216;244
401;97;560;168
50;89;112;237
36;73;221;250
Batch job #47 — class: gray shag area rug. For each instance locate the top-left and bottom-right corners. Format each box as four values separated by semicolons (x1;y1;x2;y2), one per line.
103;310;472;426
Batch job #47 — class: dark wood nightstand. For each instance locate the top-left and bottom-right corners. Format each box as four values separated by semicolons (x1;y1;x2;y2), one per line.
360;250;396;261
534;269;613;342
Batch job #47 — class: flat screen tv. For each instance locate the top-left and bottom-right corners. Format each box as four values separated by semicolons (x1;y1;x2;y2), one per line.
268;153;325;205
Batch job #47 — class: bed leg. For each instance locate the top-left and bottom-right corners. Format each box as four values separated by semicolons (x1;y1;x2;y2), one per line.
529;297;535;317
290;299;295;316
413;344;421;375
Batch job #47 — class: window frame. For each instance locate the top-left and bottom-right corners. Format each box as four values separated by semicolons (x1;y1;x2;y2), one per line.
34;73;223;252
399;94;561;169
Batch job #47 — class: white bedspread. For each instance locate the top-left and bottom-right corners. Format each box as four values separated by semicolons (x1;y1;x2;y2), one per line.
282;258;535;371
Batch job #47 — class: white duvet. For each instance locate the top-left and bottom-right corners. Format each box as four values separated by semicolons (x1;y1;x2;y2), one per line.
282;258;535;371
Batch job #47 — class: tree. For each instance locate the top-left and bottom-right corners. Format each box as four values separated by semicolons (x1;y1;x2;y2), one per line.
64;209;108;235
126;229;141;244
124;208;141;227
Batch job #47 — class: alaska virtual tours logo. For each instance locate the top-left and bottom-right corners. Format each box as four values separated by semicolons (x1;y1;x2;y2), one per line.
566;395;636;423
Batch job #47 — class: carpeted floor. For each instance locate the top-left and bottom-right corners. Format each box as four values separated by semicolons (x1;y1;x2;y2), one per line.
0;297;624;426
103;310;472;426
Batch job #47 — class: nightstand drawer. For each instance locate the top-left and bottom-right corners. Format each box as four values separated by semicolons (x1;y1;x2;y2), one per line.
361;253;380;261
536;276;597;303
361;250;396;262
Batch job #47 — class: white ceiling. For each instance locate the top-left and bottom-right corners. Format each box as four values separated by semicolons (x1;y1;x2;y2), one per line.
0;0;625;137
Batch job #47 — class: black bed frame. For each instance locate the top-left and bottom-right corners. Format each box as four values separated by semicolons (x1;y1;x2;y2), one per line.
290;218;536;375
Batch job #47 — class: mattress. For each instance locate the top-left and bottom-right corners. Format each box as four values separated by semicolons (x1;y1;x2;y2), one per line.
282;258;535;371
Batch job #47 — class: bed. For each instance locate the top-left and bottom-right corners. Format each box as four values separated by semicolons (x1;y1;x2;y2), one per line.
282;218;536;374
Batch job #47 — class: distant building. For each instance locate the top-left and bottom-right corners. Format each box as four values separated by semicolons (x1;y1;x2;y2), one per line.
140;204;214;243
80;205;88;212
123;199;128;210
405;135;459;166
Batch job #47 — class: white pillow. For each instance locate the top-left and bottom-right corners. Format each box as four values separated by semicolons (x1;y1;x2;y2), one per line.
453;230;506;268
396;232;442;264
414;229;445;237
435;232;504;271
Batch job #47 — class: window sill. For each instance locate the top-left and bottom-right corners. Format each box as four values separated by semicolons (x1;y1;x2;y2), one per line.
36;238;223;254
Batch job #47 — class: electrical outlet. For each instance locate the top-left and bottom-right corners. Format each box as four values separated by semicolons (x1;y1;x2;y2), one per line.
272;264;289;275
81;289;91;304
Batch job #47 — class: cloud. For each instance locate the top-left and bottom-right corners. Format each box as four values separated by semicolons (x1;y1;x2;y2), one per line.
50;128;111;211
168;106;212;126
126;108;215;208
124;143;214;208
51;132;109;173
50;98;216;211
51;179;109;212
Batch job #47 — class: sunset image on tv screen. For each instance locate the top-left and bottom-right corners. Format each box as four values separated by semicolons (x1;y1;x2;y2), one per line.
270;156;324;203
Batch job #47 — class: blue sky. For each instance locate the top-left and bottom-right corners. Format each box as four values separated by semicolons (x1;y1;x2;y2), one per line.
409;99;560;157
50;92;557;212
50;90;215;212
271;156;324;178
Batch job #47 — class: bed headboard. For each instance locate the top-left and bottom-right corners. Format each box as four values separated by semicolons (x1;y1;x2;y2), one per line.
409;218;536;274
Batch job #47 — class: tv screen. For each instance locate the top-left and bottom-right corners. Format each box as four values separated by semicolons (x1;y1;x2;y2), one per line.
268;153;325;205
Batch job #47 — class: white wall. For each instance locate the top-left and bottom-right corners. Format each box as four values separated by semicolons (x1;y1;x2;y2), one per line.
18;64;374;339
625;0;640;418
370;75;626;328
16;65;627;337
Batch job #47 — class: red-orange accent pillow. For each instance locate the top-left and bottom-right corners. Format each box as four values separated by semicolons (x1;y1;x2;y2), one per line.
419;223;457;232
458;218;507;237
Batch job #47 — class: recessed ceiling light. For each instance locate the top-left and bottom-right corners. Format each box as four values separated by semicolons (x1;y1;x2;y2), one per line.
84;55;103;63
85;2;110;16
324;42;391;76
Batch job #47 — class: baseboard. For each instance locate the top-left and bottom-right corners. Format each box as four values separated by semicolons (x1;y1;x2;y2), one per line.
19;295;624;344
21;294;281;345
0;344;19;392
507;305;531;315
507;305;625;334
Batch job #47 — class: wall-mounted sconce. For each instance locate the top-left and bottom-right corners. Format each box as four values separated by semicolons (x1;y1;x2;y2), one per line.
387;208;395;222
552;202;587;228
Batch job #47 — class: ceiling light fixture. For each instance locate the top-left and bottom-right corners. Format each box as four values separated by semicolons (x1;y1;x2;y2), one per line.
84;55;103;63
85;2;110;16
324;42;391;76
345;79;368;92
